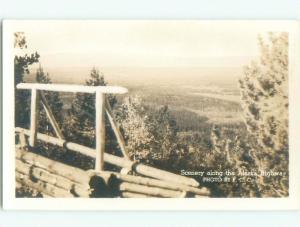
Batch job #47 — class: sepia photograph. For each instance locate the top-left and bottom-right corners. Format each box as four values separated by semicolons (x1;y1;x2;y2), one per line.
2;20;300;210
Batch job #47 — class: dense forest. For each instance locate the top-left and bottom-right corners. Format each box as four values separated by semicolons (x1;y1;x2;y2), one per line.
15;32;289;198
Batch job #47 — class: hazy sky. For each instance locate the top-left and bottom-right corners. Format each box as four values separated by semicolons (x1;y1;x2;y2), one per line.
11;20;290;68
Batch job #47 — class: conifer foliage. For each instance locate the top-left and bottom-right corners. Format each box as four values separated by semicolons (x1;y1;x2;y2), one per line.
14;32;40;128
115;96;178;164
65;68;117;151
239;32;289;196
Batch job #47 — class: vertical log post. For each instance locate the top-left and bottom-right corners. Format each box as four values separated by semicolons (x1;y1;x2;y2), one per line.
95;91;105;171
29;89;39;147
19;130;27;149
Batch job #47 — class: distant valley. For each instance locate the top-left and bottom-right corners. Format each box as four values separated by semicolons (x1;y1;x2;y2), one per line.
25;66;244;128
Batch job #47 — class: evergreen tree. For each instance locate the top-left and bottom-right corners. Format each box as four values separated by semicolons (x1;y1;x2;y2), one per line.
205;126;260;197
239;32;289;197
14;32;40;128
115;96;178;164
150;105;178;161
115;96;154;161
65;68;117;151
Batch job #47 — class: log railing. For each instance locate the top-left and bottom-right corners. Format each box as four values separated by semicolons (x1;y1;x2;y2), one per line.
15;127;199;187
17;83;129;171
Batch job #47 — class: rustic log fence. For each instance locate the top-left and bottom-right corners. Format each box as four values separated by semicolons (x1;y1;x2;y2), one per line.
15;83;210;198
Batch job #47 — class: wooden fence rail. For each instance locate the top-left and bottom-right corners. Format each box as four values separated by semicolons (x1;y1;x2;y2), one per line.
16;83;128;94
16;127;200;187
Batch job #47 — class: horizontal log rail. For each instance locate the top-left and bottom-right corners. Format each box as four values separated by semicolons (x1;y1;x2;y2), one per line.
121;191;153;198
105;171;209;196
16;127;200;187
17;83;128;94
119;182;186;198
